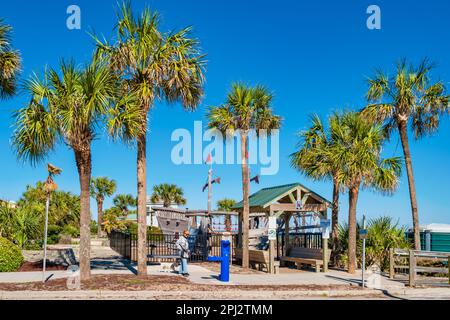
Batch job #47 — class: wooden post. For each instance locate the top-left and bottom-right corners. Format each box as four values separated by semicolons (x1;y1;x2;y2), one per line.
323;238;329;273
268;210;275;274
409;250;416;287
284;213;290;256
321;210;329;273
448;256;450;285
389;248;394;279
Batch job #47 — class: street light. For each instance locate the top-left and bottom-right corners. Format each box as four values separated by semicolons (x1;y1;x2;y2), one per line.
42;163;62;283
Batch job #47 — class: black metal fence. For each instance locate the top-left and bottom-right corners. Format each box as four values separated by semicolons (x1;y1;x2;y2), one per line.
109;230;132;260
110;231;238;263
110;230;323;263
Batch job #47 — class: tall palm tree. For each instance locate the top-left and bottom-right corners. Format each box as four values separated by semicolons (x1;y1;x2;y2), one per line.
12;59;122;280
90;177;117;237
150;184;186;208
113;194;137;217
362;59;449;250
95;2;206;275
0;19;21;99
290;114;342;263
329;112;402;273
207;83;281;268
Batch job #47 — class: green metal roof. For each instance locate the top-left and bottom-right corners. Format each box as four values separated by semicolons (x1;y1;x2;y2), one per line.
232;183;331;210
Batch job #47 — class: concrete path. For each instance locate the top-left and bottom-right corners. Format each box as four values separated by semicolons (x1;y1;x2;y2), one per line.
0;260;404;291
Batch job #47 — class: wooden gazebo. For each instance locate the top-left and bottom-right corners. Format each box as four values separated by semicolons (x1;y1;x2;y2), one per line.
233;183;332;273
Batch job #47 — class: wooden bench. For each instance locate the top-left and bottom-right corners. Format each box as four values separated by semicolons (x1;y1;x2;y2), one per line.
280;247;331;273
235;248;280;274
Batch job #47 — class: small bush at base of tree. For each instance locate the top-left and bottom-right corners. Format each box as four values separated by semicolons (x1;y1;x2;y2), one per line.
0;237;24;272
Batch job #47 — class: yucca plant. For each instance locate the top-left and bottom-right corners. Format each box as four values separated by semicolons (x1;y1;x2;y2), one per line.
338;216;410;271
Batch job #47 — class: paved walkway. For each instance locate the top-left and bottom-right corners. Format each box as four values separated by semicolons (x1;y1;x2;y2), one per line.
0;259;404;291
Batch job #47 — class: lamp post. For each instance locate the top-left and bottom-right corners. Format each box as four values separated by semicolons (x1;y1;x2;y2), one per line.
42;163;62;283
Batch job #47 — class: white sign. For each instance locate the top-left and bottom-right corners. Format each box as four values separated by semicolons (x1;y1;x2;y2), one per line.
268;228;276;241
268;216;277;240
268;216;277;229
295;200;302;210
320;219;331;239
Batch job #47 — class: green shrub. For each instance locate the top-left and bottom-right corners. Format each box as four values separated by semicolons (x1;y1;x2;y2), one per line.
47;225;62;244
90;221;98;235
148;226;164;241
0;237;24;272
62;225;80;238
337;216;410;271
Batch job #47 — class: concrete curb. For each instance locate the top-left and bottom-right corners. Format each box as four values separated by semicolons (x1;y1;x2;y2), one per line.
0;289;384;300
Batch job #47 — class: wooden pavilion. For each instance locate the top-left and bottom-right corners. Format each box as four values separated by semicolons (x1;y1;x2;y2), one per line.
233;183;332;273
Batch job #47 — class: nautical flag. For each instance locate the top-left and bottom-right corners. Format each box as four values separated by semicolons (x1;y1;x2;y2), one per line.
205;153;212;164
202;177;221;192
250;175;260;184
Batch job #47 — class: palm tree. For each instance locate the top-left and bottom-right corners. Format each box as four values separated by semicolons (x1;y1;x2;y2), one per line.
362;59;450;250
150;184;186;208
0;19;21;99
12;59;121;280
329;112;402;273
95;2;206;276
90;177;117;237
217;198;236;232
113;194;137;217
207;83;281;268
290;114;342;263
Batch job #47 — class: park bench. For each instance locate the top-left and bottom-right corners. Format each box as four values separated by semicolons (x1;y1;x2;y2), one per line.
280;247;331;273
235;248;280;274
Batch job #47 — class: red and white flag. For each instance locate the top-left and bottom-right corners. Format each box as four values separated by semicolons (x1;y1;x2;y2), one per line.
205;153;212;164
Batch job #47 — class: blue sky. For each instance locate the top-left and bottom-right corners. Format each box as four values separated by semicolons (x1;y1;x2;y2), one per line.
1;0;450;227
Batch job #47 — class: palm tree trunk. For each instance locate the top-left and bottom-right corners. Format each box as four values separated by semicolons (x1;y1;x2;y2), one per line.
97;198;103;238
331;176;340;265
398;120;420;250
137;125;148;276
240;131;250;269
74;148;92;281
347;184;359;274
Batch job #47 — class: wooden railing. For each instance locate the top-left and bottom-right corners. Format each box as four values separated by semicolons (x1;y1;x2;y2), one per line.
389;248;450;287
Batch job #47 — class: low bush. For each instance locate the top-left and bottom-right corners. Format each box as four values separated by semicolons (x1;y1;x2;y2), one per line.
47;225;62;244
0;237;24;272
90;221;98;235
62;225;79;238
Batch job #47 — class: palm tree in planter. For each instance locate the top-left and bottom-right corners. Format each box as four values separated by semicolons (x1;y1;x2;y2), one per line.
12;59;122;280
0;19;21;99
362;59;450;250
207;83;281;268
290;114;343;264
90;177;117;237
328;112;402;274
95;2;206;275
113;194;137;218
151;184;186;208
